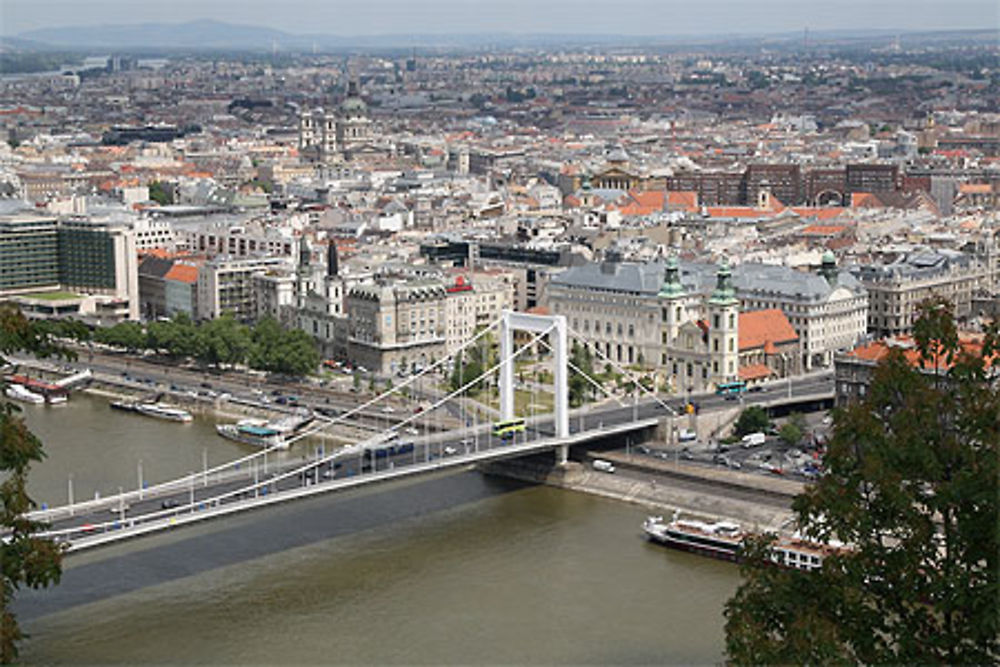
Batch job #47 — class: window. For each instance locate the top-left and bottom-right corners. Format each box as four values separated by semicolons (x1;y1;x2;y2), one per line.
713;314;720;328
728;338;734;352
729;313;735;328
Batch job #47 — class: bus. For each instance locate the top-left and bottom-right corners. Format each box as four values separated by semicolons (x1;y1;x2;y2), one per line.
715;381;747;396
492;418;526;440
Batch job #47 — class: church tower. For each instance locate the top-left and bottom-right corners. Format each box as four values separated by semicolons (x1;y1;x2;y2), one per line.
297;237;313;309
707;259;740;386
658;255;686;345
324;241;343;317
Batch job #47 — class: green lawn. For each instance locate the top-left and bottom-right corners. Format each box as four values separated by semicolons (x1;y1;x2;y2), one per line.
28;290;80;301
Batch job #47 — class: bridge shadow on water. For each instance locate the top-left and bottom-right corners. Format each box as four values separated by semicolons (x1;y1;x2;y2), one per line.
15;470;537;622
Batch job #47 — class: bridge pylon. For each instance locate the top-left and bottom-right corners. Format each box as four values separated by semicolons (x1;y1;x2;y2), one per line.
499;310;569;464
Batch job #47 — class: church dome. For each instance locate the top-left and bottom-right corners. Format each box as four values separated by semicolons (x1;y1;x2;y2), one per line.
340;96;367;117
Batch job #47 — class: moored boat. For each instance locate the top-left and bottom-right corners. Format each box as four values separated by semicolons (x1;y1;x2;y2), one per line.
643;514;744;561
6;383;45;404
216;420;288;449
643;514;841;570
134;402;193;423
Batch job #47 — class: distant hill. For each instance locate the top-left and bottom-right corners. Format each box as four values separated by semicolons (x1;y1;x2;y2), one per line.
16;19;306;51
7;20;998;53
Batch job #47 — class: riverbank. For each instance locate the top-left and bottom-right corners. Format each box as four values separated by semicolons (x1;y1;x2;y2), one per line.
481;456;796;533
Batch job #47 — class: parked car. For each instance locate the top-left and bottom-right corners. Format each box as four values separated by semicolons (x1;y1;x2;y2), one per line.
592;459;616;473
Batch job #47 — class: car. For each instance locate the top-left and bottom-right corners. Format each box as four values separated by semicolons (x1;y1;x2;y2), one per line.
382;405;396;413
405;427;419;436
747;385;764;393
108;503;130;513
443;446;458;455
728;459;743;470
680;449;695;460
161;499;181;510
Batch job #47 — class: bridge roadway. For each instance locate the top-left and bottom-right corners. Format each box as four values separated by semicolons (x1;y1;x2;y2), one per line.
32;372;834;552
42;415;662;552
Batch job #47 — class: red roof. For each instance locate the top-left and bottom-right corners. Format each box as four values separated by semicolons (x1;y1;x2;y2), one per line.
739;309;798;351
739;363;773;381
164;264;199;284
846;333;993;371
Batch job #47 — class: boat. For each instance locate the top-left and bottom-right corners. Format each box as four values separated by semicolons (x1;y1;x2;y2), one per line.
769;534;842;571
5;384;45;405
216;420;288;449
110;400;138;412
643;513;745;561
643;514;839;570
134;402;193;423
47;394;68;405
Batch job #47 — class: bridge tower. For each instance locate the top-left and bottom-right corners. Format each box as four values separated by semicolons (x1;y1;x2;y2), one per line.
498;310;570;464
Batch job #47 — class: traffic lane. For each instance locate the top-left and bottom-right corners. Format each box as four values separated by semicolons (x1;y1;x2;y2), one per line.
595;461;794;510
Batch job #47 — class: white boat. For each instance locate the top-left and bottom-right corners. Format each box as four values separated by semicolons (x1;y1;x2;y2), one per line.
6;384;45;404
47;394;68;405
644;514;841;570
134;402;193;423
643;514;745;561
216;421;288;449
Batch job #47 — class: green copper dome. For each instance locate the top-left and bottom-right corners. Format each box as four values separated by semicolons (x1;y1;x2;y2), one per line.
658;255;684;298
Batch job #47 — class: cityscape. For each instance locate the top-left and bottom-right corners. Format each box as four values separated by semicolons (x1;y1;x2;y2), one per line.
0;1;997;664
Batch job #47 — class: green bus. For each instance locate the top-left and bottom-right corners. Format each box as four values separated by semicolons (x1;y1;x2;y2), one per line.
492;418;526;440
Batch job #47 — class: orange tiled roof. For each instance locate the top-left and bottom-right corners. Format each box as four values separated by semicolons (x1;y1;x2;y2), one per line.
739;363;773;381
706;206;774;219
959;183;992;194
739;309;798;351
846;334;992;371
800;224;848;236
667;191;698;211
164;264;199;284
792;208;848;221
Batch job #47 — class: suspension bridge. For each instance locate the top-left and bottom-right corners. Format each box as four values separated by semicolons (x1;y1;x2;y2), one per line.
24;311;677;553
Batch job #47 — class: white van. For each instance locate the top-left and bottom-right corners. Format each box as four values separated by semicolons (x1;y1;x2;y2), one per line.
678;428;697;443
592;459;616;473
741;432;766;448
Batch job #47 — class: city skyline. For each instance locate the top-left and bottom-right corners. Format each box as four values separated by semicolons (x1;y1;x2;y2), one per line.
2;0;998;37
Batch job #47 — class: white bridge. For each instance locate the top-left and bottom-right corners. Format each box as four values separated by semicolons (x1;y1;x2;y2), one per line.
26;311;674;553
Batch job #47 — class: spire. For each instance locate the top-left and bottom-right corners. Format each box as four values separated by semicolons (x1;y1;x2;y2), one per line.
658;255;684;298
709;258;737;305
327;241;339;278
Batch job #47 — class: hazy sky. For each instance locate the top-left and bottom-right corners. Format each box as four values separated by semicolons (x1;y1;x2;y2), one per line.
2;0;998;36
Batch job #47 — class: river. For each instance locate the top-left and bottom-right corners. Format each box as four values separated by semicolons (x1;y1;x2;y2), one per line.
17;392;740;664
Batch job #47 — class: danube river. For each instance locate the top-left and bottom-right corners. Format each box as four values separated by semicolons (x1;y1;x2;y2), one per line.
18;393;740;664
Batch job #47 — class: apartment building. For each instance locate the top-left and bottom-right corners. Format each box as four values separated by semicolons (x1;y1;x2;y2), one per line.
851;248;987;337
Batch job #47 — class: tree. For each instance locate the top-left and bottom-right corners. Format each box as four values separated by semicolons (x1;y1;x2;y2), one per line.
147;181;171;205
778;421;803;447
734;405;769;436
724;298;999;664
0;306;65;663
568;342;594;407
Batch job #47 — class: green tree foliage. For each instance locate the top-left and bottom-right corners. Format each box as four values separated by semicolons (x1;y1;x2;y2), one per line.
568;342;594;407
724;298;999;664
779;413;808;446
0;306;65;663
147;181;171;205
734;405;769;436
94;321;145;352
90;314;319;377
778;421;803;446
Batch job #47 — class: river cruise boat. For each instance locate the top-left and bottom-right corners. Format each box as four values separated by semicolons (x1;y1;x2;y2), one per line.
5;384;45;404
643;514;744;561
643;515;839;570
134;402;193;423
216;419;288;449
